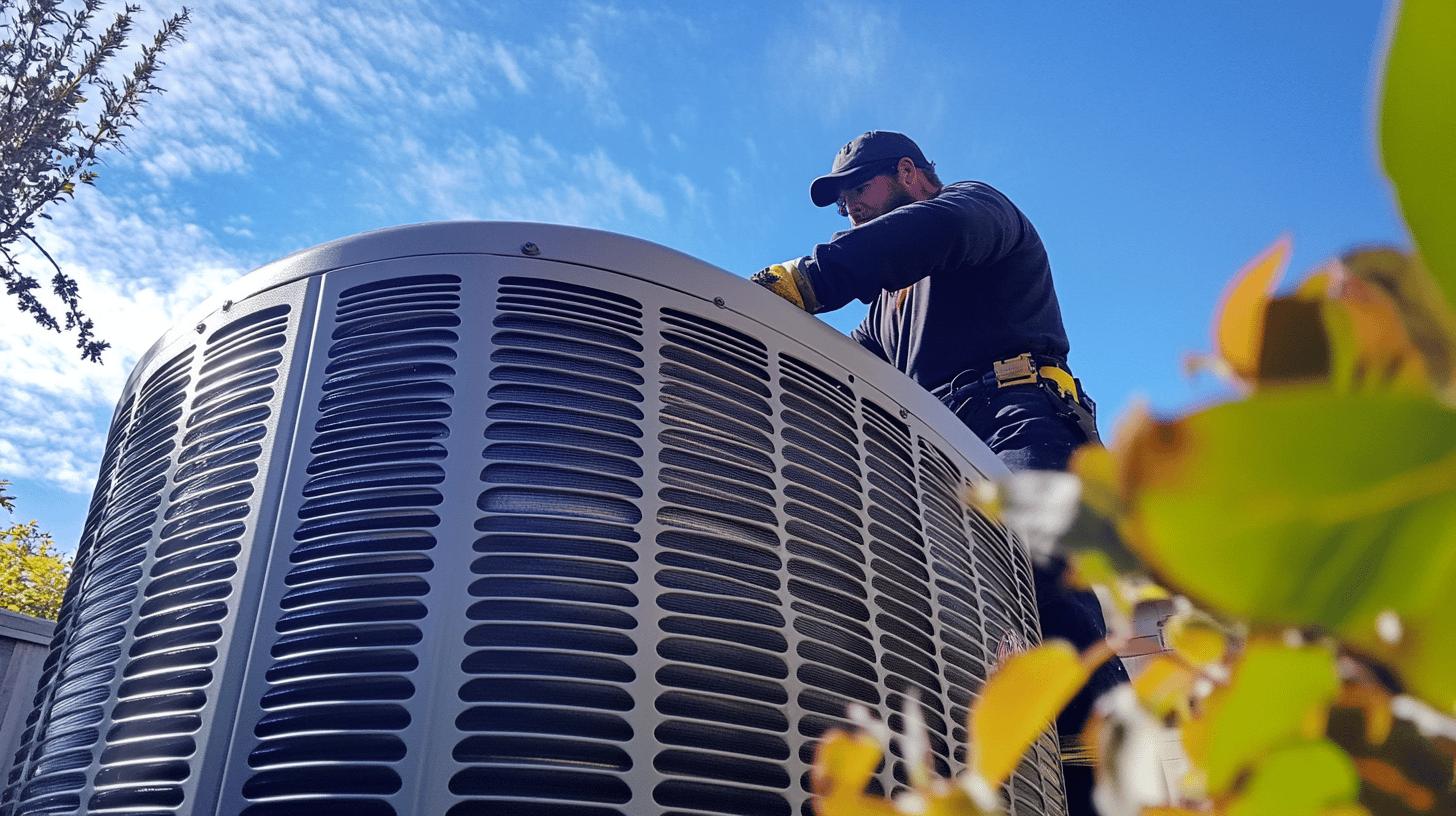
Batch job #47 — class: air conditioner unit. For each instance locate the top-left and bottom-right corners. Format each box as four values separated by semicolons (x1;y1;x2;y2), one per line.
2;223;1065;816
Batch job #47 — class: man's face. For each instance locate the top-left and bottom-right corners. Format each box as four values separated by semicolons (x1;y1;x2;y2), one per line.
838;170;915;226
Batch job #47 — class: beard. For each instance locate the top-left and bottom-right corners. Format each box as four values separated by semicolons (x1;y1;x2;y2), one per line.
850;177;917;226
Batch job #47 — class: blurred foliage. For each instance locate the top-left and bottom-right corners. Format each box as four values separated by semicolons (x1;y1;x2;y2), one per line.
810;2;1456;814
0;489;70;620
0;0;189;361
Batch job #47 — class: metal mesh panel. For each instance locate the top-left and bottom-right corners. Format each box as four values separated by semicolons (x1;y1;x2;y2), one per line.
451;277;645;816
88;305;291;814
1;394;133;816
239;276;459;816
6;350;194;816
7;224;1062;816
859;400;956;792
652;308;792;816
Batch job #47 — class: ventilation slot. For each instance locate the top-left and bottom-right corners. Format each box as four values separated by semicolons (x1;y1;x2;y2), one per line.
453;276;643;816
860;401;952;790
1;395;135;815
240;277;459;816
774;354;882;799
6;350;193;816
653;309;790;816
82;306;289;813
914;438;987;759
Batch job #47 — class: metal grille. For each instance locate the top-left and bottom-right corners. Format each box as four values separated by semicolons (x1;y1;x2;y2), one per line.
653;309;792;816
6;224;1062;816
90;305;290;814
1;395;132;816
240;276;460;816
453;276;645;816
6;350;193;816
779;352;908;814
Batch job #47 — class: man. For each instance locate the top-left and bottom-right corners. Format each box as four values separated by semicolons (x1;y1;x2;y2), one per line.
752;130;1126;814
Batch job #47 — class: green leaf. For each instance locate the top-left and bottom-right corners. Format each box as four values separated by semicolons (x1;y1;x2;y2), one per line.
1381;0;1456;311
1113;389;1456;711
1224;740;1360;816
1182;641;1340;796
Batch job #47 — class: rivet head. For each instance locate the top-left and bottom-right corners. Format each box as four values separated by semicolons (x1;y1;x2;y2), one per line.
521;242;541;257
221;299;233;311
194;323;206;334
713;297;726;308
899;408;909;419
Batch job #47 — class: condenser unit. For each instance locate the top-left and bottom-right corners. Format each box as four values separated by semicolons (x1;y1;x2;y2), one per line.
2;223;1066;816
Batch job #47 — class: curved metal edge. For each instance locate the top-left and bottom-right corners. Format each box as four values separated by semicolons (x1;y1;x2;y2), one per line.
120;221;1010;480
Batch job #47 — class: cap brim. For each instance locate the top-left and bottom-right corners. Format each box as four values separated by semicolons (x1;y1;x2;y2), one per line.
810;168;861;207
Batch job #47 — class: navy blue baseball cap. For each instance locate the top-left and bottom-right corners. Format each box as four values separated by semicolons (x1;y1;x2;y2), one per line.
810;130;931;207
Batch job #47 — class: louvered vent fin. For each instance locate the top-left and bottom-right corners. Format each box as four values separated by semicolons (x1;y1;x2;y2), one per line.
240;276;459;816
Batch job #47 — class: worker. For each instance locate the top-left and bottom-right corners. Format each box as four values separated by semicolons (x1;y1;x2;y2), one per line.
752;130;1127;814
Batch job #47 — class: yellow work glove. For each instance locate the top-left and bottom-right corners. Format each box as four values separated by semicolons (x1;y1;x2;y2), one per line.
750;258;820;313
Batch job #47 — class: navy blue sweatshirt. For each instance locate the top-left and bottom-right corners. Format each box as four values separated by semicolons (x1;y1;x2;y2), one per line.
800;180;1070;396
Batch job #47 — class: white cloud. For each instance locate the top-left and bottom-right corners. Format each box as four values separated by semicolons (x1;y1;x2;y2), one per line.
130;0;537;184
1;190;244;493
1;0;673;499
781;0;897;118
493;42;531;93
375;130;666;227
543;34;622;125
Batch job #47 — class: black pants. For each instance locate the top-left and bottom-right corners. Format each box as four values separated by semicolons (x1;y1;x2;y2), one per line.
951;380;1129;815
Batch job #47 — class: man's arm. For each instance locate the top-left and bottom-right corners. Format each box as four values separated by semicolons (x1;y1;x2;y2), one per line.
849;310;887;361
801;182;1027;312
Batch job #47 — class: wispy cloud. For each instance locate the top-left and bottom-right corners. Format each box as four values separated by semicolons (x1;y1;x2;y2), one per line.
2;0;685;499
776;0;899;119
131;0;556;183
375;129;665;226
1;191;244;492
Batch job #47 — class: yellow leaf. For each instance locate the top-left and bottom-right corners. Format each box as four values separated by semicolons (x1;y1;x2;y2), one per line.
810;730;903;816
1132;654;1198;722
1338;247;1456;399
1070;443;1120;518
1310;265;1431;394
1162;609;1228;668
968;640;1102;787
1215;235;1292;381
811;730;883;798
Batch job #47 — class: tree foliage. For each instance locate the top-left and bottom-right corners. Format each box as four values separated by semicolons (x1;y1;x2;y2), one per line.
811;2;1456;814
0;489;70;621
0;0;188;362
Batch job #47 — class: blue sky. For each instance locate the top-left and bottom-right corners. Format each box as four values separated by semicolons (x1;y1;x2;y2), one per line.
2;1;1408;550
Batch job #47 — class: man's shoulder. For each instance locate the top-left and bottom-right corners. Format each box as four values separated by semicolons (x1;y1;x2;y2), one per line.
942;179;1012;200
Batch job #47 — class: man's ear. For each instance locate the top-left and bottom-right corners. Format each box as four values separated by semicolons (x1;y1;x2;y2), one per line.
896;157;916;183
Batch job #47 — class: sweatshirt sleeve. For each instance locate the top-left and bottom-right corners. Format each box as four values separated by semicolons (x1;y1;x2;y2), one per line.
801;182;1026;313
849;311;886;361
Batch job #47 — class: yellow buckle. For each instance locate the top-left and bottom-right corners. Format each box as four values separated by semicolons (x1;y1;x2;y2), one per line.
1038;365;1079;402
993;353;1081;402
993;353;1039;388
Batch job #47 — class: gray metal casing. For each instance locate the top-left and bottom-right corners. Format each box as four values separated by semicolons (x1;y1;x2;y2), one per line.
2;223;1066;816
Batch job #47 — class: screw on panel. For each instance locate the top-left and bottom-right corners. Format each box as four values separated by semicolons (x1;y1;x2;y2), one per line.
194;323;205;334
899;408;909;419
713;297;726;308
521;242;541;256
221;299;233;312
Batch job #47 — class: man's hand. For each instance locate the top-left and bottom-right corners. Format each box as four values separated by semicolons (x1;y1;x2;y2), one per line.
750;258;820;312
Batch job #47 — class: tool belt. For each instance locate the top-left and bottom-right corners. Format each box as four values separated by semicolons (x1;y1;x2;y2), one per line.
950;352;1101;444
